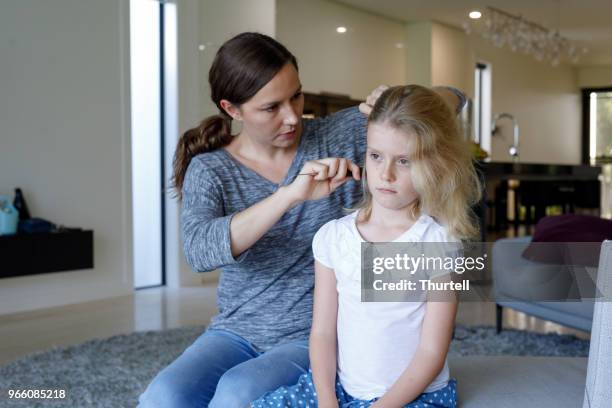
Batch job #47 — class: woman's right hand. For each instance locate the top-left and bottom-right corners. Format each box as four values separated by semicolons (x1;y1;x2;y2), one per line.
283;157;361;205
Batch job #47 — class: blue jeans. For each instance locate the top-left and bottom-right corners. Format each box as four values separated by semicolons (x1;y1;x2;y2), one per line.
137;328;310;408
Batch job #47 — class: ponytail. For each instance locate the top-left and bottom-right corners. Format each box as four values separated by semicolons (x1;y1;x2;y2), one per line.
172;113;232;200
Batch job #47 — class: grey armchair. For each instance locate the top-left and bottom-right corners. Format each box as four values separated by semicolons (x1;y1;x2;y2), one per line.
492;236;594;333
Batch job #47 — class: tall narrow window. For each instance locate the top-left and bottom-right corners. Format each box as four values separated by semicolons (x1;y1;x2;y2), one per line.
130;0;165;288
474;62;492;155
583;88;612;164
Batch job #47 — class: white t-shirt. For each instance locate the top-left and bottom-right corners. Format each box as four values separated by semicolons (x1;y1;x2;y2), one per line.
312;210;452;400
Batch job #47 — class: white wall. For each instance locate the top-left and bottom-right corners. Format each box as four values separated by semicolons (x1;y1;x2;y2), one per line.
404;22;432;86
277;0;406;100
576;65;612;88
0;0;133;314
431;23;470;92
199;0;276;116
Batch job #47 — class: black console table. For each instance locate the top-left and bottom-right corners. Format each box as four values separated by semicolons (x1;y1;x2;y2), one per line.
0;230;94;278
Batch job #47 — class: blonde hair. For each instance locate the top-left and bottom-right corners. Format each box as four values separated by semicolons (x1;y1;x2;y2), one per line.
355;85;482;241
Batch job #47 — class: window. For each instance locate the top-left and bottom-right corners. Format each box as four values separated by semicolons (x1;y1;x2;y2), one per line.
582;88;612;164
130;0;178;288
474;62;492;154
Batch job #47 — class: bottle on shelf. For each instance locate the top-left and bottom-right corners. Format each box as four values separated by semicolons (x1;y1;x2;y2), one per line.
13;188;32;220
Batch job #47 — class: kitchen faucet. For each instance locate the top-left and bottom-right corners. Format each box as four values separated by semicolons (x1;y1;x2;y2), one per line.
492;113;520;161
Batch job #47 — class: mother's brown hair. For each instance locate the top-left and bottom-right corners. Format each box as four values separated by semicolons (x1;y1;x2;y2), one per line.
172;32;298;199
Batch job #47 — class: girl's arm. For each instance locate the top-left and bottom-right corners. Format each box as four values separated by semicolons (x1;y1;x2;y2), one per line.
309;260;340;408
372;285;458;408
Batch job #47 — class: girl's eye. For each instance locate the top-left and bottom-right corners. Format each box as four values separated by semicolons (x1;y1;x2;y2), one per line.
398;158;410;166
291;92;303;101
263;106;277;113
369;152;381;161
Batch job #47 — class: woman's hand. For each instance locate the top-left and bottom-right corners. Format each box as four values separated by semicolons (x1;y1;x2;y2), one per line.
283;157;361;205
359;85;389;115
359;85;466;115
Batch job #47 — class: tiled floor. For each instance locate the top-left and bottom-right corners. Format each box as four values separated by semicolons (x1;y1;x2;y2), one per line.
0;282;589;367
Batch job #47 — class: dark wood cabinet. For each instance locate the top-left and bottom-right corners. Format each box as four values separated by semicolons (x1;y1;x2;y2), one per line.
303;92;362;117
0;230;94;278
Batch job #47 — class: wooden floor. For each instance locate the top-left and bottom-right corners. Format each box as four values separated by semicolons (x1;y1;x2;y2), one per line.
0;282;589;367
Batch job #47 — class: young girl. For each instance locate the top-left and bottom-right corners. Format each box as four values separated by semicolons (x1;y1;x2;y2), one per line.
252;85;481;408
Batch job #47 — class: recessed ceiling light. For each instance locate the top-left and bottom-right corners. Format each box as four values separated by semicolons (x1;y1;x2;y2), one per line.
469;11;482;19
336;26;347;33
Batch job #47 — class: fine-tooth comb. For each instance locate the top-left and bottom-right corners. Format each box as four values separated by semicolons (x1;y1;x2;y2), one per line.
297;167;361;177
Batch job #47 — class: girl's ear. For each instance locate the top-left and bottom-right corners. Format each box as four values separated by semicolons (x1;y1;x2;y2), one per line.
220;99;242;121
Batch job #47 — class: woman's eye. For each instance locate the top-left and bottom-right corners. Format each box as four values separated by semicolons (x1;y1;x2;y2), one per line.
291;92;303;100
263;106;277;113
369;152;380;161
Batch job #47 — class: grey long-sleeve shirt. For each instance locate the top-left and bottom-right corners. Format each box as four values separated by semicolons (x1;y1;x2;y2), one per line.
181;107;367;351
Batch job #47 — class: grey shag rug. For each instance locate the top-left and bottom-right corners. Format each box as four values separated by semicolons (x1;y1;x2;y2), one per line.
0;325;589;408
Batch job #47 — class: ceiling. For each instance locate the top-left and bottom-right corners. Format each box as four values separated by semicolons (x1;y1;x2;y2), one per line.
336;0;612;65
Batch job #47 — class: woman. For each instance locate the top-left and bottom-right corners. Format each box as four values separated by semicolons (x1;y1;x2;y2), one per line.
138;32;464;408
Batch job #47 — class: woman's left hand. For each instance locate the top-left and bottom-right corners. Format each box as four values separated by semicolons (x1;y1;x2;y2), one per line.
359;85;389;115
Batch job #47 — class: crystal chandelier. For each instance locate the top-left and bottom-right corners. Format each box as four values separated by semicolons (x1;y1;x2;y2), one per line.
463;6;587;66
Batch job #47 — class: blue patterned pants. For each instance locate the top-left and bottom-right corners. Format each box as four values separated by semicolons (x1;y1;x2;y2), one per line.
252;370;457;408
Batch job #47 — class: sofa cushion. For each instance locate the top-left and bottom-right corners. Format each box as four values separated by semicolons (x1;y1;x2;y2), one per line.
522;215;612;266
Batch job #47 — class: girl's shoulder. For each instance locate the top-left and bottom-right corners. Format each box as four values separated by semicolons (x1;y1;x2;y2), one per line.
420;214;460;243
418;215;463;265
312;212;360;268
314;211;358;241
